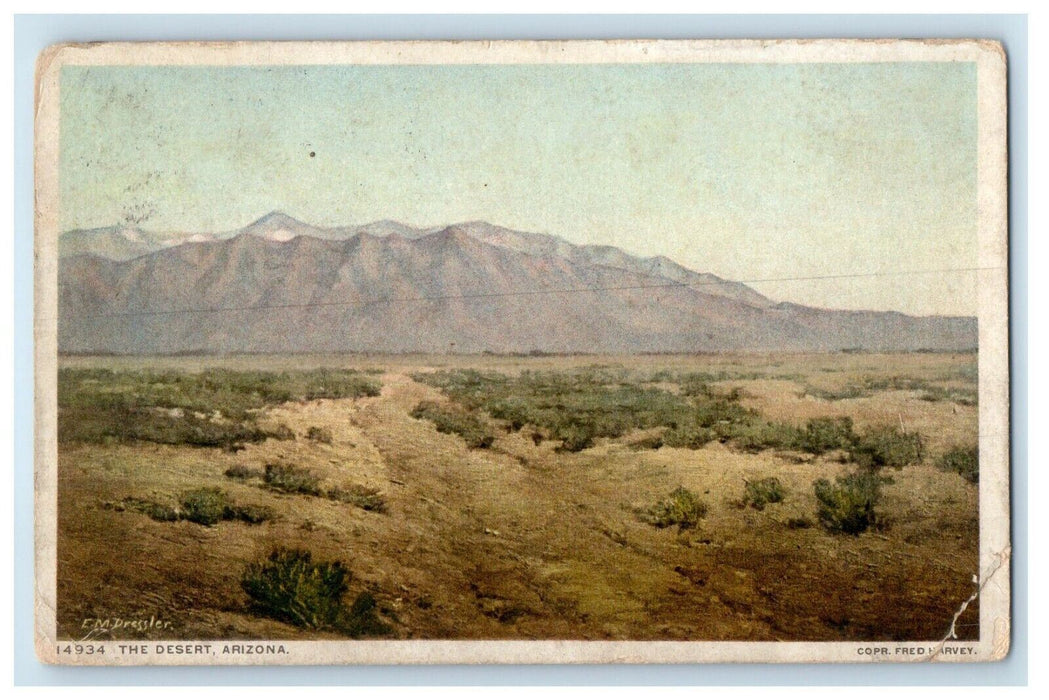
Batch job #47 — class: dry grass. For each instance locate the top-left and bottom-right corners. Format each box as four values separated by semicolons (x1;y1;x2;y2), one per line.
56;351;979;642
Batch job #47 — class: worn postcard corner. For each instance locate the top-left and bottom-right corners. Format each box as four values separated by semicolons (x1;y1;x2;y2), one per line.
33;38;1009;666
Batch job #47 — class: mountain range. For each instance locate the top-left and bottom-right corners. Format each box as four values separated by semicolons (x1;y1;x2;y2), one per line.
57;213;977;355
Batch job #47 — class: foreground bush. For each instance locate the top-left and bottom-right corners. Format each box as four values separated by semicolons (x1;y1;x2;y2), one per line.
938;445;979;484
813;472;885;535
241;547;389;636
742;477;787;511
410;401;495;449
639;487;708;531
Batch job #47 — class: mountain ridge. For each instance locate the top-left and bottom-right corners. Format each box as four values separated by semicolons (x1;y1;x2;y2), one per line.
57;214;976;354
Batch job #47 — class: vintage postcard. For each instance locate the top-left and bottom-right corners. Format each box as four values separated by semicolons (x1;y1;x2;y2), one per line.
34;39;1009;665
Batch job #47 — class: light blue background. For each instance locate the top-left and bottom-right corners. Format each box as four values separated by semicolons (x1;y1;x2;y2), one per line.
13;13;1028;686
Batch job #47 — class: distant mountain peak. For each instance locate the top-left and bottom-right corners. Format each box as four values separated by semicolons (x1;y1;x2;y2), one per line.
248;211;305;228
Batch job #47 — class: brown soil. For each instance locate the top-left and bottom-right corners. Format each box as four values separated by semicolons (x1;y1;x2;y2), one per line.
56;353;980;642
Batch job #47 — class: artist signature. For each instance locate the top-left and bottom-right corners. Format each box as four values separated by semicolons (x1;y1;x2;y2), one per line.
79;615;174;640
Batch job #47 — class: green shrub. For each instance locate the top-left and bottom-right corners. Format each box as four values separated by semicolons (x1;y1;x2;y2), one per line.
938;445;979;484
743;477;787;511
813;472;886;535
269;423;297;441
118;492;272;526
225;464;262;481
117;497;179;522
413;368;697;447
264;462;322;495
797;417;856;455
661;423;716;449
731;421;803;453
628;434;665;451
57;367;381;449
340;591;392;637
179;487;231;526
850;426;923;470
803;384;870;401
690;397;752;429
225;504;276;524
805;376;934;402
679;375;714;398
918;386;978;406
240;547;389;636
241;548;352;629
640;487;708;531
306;426;334;444
410;401;495;449
327;485;387;513
553;423;595;452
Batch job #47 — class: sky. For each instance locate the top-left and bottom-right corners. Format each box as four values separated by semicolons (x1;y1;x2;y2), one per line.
59;62;978;316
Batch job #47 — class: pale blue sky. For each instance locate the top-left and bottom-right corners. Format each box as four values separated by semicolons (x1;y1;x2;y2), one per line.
59;62;977;315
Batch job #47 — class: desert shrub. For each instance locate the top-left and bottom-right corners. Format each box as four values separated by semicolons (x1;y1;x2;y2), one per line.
797;417;856;455
327;485;387;513
938;445;979;484
919;386;978;406
58;403;273;451
225;504;277;524
340;591;392;637
743;477;787;511
731;421;803;453
240;548;389;636
179;487;231;526
264;462;322;495
553;423;596;453
410;401;495;449
241;548;351;629
661;422;716;449
57;367;381;449
690;396;752;429
412;368;886;462
413;369;697;446
117;497;179;522
639;487;708;531
804;376;934;402
803;384;870;401
306;426;334;444
117;492;272;526
225;464;262;481
813;472;886;535
679;375;715;398
269;423;296;441
849;426;923;470
629;434;665;451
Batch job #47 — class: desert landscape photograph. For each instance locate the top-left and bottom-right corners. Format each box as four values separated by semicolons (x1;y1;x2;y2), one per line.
37;42;1005;658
